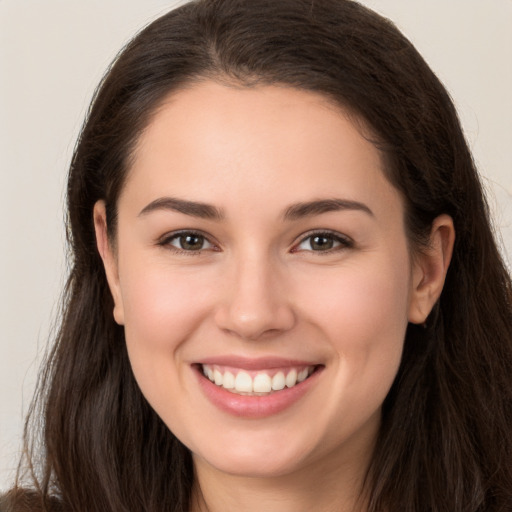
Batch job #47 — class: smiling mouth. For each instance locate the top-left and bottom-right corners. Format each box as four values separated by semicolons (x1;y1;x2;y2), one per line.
199;364;319;396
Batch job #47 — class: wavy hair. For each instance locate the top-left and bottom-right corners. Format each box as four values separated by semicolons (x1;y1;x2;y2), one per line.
3;0;512;510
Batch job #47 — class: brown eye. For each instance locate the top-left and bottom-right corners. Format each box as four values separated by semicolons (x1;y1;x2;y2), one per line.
310;235;334;251
295;232;352;252
164;231;214;252
179;234;205;250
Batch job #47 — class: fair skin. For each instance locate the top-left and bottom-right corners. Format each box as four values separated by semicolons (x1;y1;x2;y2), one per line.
94;81;454;512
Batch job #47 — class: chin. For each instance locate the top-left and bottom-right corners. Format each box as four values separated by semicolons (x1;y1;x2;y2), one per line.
197;451;306;479
189;426;322;479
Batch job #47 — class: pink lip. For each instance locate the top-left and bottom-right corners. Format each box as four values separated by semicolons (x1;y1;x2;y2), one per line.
194;361;323;419
197;355;318;371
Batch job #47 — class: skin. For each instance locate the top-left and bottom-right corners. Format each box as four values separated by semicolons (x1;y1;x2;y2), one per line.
95;82;454;512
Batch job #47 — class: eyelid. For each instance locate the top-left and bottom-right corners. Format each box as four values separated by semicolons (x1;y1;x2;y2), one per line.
156;228;352;254
157;229;219;253
291;229;354;253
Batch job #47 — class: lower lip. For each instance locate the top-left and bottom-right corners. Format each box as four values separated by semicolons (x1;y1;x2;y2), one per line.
195;366;322;418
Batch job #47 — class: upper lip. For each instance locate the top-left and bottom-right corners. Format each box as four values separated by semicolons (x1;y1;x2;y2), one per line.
195;355;321;371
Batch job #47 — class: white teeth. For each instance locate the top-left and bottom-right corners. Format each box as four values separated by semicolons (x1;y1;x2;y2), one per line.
202;365;315;395
285;369;297;388
253;373;272;393
235;371;253;392
213;369;223;386
271;372;286;391
222;371;235;389
297;368;308;382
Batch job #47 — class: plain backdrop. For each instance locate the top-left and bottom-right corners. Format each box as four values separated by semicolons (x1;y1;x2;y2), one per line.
1;0;511;491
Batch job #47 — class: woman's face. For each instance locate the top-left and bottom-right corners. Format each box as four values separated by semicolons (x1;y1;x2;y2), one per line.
96;82;435;480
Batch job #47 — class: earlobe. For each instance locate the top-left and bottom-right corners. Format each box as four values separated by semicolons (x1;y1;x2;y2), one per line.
408;214;455;325
93;201;125;325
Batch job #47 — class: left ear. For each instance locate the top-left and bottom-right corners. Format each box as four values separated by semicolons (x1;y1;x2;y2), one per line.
408;214;455;325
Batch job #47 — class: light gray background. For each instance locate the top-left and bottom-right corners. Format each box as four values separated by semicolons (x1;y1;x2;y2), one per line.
1;0;511;491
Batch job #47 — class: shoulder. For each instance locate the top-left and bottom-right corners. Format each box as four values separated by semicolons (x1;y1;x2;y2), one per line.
0;489;66;512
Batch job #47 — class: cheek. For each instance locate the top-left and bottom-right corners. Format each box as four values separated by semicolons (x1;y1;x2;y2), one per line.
118;263;219;436
120;262;213;346
297;254;411;405
301;254;411;341
117;258;218;405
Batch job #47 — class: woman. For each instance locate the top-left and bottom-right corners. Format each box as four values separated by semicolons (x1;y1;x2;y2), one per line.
2;0;511;510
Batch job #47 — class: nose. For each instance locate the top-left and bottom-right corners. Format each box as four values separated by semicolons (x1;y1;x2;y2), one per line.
214;254;296;340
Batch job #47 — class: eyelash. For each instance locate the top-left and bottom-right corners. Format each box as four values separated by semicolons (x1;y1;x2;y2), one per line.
157;229;353;254
291;230;354;254
158;230;218;255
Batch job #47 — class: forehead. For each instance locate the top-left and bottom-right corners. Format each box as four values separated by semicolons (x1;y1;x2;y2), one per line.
120;81;402;221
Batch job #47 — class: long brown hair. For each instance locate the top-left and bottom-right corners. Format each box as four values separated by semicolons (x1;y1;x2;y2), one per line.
4;0;512;510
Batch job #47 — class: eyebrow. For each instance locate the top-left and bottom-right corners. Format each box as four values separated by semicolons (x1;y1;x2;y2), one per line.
138;196;373;221
138;197;224;220
283;198;374;220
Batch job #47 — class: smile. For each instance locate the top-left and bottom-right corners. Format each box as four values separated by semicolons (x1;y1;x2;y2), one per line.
194;357;324;417
201;364;316;395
